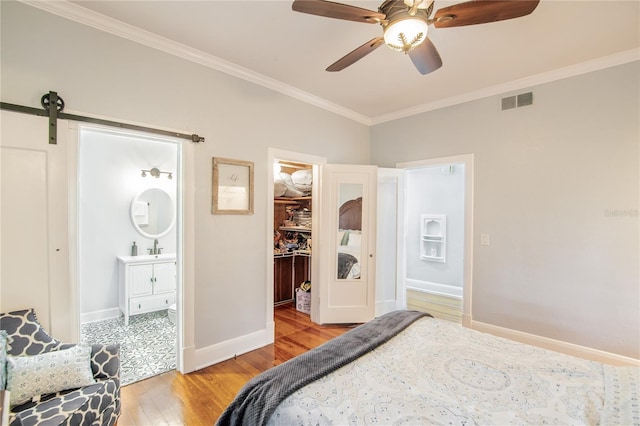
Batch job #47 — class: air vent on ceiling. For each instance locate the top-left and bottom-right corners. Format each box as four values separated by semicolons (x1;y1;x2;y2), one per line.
501;91;533;111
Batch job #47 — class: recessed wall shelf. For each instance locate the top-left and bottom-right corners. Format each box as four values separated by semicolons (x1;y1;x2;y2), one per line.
420;214;446;263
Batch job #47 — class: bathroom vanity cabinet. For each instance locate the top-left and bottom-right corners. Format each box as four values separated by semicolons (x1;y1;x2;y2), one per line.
117;254;176;325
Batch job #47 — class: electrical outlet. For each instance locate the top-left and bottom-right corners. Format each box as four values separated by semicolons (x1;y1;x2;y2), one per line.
480;234;490;246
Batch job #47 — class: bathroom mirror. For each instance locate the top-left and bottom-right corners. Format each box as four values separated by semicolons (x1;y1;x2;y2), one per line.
130;188;175;239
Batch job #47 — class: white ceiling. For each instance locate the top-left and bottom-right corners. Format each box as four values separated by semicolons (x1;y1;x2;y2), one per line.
44;1;640;123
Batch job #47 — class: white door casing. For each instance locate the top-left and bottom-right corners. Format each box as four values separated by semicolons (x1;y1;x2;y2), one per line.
0;110;76;341
74;123;195;373
318;164;377;324
266;148;327;331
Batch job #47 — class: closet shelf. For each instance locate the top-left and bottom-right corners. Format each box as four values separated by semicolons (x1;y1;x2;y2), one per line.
274;196;312;205
280;226;311;232
422;255;444;260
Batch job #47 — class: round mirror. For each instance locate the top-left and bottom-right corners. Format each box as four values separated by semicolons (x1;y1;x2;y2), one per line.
130;188;175;238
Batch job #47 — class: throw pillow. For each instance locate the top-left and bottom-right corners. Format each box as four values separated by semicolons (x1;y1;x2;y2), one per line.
6;345;95;406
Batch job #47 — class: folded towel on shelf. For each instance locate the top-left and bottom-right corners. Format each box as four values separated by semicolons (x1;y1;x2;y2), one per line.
291;169;312;193
275;173;305;198
274;180;287;197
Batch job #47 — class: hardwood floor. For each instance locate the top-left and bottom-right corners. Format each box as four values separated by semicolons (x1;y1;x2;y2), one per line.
407;289;462;323
117;303;352;425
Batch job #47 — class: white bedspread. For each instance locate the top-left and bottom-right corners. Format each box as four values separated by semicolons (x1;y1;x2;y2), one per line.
268;317;639;425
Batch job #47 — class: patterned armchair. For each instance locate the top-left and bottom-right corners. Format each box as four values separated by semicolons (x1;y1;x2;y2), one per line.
0;308;120;426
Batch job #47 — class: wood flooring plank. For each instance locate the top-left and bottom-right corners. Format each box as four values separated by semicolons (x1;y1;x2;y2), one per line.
117;304;352;425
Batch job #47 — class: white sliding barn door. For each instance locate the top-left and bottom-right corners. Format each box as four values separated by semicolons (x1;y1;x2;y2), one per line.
317;164;377;324
0;111;74;341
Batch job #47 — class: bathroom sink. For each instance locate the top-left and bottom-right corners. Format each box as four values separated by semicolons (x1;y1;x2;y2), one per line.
117;253;176;263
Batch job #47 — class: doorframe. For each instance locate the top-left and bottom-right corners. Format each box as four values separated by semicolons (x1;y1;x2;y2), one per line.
266;148;326;334
396;154;474;326
69;121;196;374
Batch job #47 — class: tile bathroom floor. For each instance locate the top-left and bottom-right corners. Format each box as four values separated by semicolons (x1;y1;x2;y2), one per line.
81;310;176;386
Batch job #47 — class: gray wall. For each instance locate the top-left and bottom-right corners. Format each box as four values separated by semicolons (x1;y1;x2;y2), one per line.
1;2;369;349
2;1;637;360
371;62;640;358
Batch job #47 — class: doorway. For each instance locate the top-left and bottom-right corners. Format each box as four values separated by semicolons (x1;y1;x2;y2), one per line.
273;160;313;309
77;125;182;385
397;154;474;326
266;149;326;335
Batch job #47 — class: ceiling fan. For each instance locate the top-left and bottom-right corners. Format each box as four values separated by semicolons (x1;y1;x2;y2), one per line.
291;0;540;75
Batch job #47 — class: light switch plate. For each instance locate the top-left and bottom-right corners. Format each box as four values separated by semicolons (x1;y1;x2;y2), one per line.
480;234;490;246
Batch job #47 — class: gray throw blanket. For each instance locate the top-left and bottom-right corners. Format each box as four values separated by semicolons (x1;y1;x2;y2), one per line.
216;310;431;426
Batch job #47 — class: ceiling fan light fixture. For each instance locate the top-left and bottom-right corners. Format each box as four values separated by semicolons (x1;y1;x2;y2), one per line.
383;17;428;53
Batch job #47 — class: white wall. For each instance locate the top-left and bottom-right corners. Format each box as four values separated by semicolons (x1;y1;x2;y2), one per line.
1;2;369;351
371;62;640;359
405;165;465;293
78;127;178;319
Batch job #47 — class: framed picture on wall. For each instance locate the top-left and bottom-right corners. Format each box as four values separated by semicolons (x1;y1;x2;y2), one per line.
212;157;254;214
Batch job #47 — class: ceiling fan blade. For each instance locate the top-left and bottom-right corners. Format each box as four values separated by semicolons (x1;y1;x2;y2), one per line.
434;0;540;28
292;0;386;24
326;37;385;72
408;38;442;75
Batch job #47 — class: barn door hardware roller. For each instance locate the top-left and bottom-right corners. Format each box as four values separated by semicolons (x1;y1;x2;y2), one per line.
1;90;205;145
41;91;64;145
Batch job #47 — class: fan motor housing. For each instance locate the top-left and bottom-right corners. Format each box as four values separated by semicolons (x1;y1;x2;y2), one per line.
380;0;433;52
380;0;433;24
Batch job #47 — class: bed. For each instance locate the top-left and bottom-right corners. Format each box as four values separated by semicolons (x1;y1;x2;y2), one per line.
217;310;639;426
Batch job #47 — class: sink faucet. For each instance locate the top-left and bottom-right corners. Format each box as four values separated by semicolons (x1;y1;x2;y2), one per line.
148;239;162;255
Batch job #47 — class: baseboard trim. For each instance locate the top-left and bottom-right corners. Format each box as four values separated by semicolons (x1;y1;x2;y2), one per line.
406;280;462;298
80;308;120;324
470;320;640;367
461;314;471;328
180;345;196;374
265;320;275;345
194;328;270;371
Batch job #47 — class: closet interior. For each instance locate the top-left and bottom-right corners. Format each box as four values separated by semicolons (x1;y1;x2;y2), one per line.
273;161;312;311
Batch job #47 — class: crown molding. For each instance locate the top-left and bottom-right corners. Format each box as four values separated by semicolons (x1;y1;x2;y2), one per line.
18;1;638;128
370;48;640;125
19;0;372;126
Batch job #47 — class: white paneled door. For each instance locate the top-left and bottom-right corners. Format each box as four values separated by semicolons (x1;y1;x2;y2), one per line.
317;164;377;324
0;110;75;341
